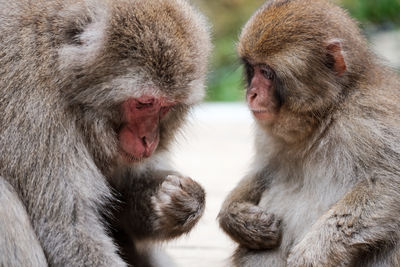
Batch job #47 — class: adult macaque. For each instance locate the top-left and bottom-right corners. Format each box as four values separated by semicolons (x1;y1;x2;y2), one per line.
0;0;211;266
219;0;400;266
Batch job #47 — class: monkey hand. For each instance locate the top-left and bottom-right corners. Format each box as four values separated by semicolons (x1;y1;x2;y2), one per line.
219;202;281;250
151;175;205;238
287;214;353;267
286;224;339;267
287;237;327;267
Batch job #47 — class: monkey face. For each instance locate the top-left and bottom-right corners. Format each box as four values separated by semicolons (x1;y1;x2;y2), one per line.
237;0;357;142
243;60;283;124
118;96;176;162
55;0;211;166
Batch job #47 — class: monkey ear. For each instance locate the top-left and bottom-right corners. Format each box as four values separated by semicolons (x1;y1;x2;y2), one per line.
58;4;108;70
325;40;347;76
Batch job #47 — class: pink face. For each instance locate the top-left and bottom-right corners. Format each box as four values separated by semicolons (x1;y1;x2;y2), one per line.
246;65;280;123
118;96;175;161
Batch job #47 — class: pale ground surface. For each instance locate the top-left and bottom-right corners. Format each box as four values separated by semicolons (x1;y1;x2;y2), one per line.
163;30;400;267
370;30;400;69
165;103;254;267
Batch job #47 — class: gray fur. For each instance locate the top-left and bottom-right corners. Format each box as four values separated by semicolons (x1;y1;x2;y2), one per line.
0;177;48;267
0;0;211;266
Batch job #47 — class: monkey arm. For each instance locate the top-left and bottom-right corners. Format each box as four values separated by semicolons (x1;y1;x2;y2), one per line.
0;177;48;267
287;178;400;267
3;168;127;267
220;171;268;209
111;168;205;242
218;172;281;250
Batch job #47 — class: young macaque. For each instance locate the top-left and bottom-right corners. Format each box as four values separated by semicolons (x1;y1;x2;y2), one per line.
0;0;211;266
219;0;400;266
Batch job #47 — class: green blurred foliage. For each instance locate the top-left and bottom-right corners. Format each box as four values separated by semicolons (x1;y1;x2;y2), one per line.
194;0;264;101
340;0;400;26
194;0;400;101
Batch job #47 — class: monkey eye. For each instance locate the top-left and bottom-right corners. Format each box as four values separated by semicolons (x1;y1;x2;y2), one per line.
135;99;155;110
261;66;274;80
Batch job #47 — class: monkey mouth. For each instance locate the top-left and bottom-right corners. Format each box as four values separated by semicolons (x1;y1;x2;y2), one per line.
251;109;269;113
251;109;277;121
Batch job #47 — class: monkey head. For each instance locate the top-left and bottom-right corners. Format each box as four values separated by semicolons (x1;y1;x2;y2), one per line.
238;0;370;143
55;0;211;169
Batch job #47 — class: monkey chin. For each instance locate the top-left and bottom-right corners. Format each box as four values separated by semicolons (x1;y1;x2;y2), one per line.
118;147;155;164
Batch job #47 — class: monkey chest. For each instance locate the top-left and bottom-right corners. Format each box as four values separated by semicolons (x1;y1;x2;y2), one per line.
258;179;348;250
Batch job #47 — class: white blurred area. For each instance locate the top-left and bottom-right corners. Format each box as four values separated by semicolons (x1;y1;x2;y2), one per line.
166;103;254;267
370;30;400;69
164;30;400;267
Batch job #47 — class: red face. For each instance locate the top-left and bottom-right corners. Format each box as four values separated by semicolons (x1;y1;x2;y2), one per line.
118;96;175;161
245;64;280;123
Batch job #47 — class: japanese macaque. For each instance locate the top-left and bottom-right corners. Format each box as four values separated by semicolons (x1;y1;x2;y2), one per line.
0;0;211;266
218;0;400;266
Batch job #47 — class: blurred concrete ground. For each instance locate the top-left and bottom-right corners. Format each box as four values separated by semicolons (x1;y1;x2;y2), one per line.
370;30;400;69
166;103;254;267
164;30;400;267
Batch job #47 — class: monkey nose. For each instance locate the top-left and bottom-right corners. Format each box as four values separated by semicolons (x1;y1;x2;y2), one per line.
249;92;258;103
247;88;259;104
140;135;158;157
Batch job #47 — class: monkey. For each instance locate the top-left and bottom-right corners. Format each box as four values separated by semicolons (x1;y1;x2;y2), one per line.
0;0;211;266
218;0;400;266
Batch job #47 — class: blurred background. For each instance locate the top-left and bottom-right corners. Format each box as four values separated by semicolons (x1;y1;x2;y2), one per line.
193;0;400;102
165;1;400;266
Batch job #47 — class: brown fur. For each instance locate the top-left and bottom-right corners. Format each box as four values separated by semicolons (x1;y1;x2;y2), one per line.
219;0;400;266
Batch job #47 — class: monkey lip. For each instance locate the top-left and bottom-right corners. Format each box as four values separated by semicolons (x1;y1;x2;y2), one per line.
120;148;153;163
119;140;158;162
251;109;276;121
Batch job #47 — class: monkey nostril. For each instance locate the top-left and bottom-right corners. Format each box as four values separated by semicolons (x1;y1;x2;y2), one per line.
141;136;147;146
249;92;258;103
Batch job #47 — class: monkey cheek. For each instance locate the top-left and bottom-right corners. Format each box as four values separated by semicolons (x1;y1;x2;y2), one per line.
118;127;160;161
247;94;279;123
250;106;279;124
